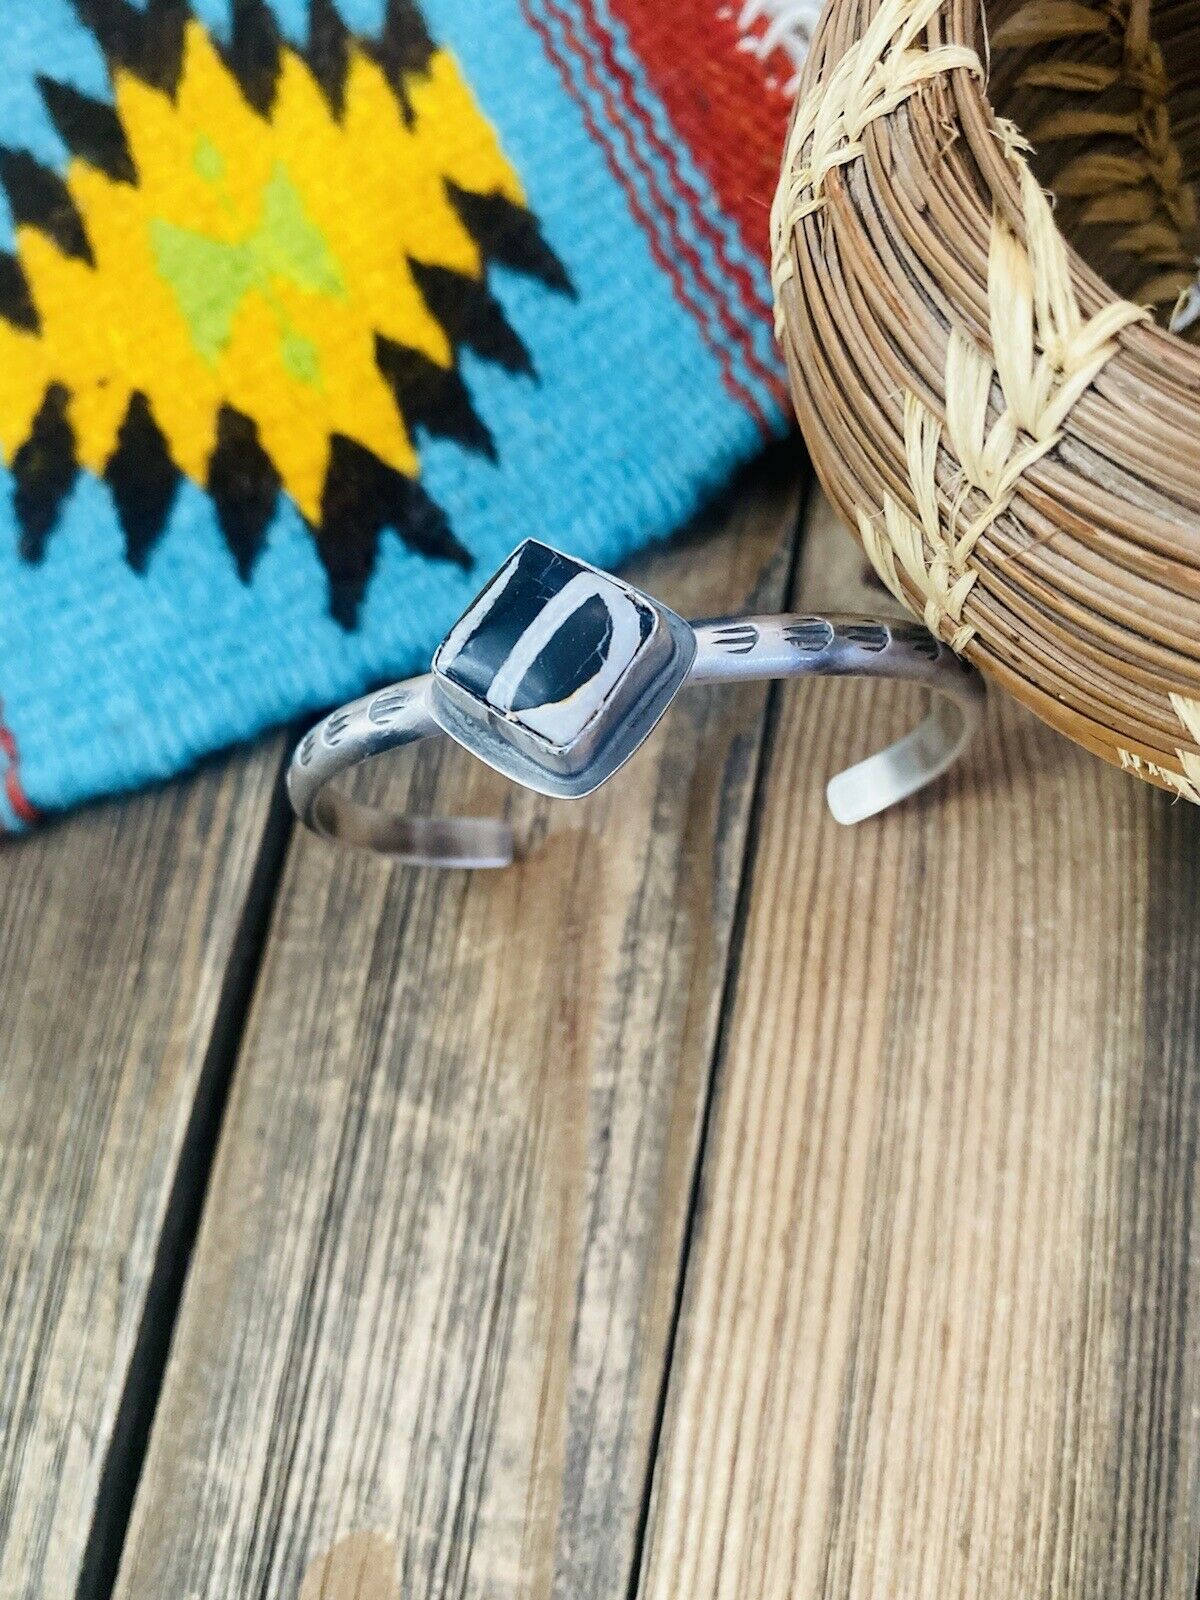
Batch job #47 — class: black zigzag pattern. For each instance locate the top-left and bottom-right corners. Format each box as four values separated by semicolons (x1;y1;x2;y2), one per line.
38;78;137;184
368;0;437;121
207;405;281;579
5;0;575;626
71;0;189;96
12;384;77;562
222;0;284;117
213;0;436;120
0;254;39;333
446;181;575;297
375;336;497;460
0;149;93;264
105;393;180;570
68;0;433;119
318;435;469;626
306;0;353;115
409;259;533;376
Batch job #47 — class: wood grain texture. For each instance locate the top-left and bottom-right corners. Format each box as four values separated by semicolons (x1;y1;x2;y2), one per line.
112;456;804;1600
0;744;285;1600
637;492;1200;1600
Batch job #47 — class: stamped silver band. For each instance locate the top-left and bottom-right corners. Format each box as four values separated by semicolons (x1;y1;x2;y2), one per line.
288;601;985;869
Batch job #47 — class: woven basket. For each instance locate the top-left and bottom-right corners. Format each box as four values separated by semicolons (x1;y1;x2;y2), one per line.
771;0;1200;799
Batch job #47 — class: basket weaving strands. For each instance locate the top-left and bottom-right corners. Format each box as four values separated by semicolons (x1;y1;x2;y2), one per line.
771;0;1200;799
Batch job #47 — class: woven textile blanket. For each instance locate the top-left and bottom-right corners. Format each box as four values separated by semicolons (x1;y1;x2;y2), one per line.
0;0;809;827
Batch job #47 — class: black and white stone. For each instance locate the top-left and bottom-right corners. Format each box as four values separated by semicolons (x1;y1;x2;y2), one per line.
436;541;657;752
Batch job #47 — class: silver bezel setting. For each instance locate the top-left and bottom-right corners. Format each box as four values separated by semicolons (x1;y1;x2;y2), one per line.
430;541;697;800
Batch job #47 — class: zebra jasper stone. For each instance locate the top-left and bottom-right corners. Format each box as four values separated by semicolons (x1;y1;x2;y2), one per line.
435;541;659;754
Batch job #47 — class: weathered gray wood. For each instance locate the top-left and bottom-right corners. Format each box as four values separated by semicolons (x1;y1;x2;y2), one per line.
112;456;804;1599
637;492;1200;1600
0;743;286;1600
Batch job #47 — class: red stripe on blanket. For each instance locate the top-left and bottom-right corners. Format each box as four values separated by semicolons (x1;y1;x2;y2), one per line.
0;704;38;829
607;0;796;261
523;0;773;431
573;0;787;408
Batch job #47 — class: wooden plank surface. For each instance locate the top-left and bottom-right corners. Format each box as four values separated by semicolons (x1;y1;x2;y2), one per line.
638;494;1200;1599
111;457;803;1599
0;743;286;1600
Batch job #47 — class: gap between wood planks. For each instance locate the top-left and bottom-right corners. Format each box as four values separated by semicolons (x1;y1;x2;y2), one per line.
72;758;295;1600
620;480;811;1600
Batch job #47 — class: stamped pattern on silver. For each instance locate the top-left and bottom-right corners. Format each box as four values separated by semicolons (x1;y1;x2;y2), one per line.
784;617;835;652
323;710;353;748
888;621;941;661
842;622;889;653
711;622;760;655
368;687;413;725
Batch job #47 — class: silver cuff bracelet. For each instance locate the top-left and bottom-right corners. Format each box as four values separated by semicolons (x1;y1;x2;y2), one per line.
288;539;986;867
